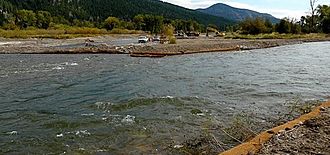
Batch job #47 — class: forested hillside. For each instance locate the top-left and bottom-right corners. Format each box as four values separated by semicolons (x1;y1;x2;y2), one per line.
1;0;235;27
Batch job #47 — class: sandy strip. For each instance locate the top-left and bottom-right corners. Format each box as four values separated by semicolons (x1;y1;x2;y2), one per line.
0;37;330;55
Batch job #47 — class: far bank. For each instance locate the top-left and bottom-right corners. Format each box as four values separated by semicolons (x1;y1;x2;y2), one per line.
0;35;330;56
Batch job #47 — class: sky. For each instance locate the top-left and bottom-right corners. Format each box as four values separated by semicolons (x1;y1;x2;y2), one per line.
162;0;329;19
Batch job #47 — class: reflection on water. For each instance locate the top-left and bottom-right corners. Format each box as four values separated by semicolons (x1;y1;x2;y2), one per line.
0;42;330;154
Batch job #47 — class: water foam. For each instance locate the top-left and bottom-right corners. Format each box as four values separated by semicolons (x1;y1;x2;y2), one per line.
52;66;65;70
161;96;174;99
61;130;91;137
121;115;135;124
81;113;95;116
95;102;113;110
0;41;22;46
62;62;78;66
6;131;18;135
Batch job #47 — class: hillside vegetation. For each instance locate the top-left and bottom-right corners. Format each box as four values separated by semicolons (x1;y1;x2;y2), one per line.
1;0;235;28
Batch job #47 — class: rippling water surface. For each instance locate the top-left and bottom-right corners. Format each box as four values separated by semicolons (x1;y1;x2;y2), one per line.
0;42;330;154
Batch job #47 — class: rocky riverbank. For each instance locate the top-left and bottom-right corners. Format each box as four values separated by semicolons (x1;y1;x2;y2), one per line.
259;107;330;155
220;101;330;155
0;36;330;55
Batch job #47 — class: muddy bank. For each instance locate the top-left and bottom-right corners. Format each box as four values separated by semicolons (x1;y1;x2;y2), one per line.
0;36;330;55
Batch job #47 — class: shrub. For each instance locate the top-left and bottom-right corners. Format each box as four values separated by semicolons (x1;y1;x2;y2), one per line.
65;27;107;34
104;16;120;30
162;24;175;37
169;36;176;44
109;28;143;34
2;23;18;30
240;17;269;35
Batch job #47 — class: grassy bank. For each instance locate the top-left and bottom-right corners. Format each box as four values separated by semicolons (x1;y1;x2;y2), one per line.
225;32;328;39
0;27;144;39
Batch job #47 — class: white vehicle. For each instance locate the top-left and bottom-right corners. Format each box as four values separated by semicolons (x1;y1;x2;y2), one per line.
138;36;149;43
152;36;161;42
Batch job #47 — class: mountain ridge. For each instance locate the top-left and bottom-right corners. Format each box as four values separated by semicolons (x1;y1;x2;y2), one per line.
197;3;280;23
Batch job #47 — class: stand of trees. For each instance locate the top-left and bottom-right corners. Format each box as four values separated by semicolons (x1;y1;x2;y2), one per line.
0;7;204;35
239;18;273;34
300;4;330;33
238;3;330;35
318;5;330;33
0;0;234;30
276;18;301;34
106;14;203;34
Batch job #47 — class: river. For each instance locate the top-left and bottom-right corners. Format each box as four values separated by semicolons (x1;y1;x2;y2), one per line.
0;42;329;154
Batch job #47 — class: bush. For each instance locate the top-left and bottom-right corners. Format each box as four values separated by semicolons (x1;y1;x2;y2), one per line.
49;24;71;30
162;24;175;37
275;18;301;34
169;36;176;44
240;17;270;35
224;32;326;39
65;27;107;34
2;23;18;30
26;26;38;30
104;16;120;30
109;28;143;34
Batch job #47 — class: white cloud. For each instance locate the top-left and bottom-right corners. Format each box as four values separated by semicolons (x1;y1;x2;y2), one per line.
266;9;307;19
223;2;255;10
225;2;307;19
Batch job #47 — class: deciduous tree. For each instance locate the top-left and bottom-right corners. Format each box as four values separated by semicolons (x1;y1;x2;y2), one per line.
36;11;52;29
104;16;120;30
15;9;36;28
309;0;319;32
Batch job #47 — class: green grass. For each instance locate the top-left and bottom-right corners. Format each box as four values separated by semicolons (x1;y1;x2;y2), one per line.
0;27;144;39
109;28;144;34
224;32;328;39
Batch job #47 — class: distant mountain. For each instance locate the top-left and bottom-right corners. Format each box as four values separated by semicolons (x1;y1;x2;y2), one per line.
197;3;280;23
4;0;236;27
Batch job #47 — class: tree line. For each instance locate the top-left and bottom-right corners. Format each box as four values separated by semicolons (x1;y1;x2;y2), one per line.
237;3;330;34
1;0;328;35
1;0;233;29
0;8;204;34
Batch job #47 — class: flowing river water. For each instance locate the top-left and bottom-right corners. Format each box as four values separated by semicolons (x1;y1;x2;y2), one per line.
0;42;330;154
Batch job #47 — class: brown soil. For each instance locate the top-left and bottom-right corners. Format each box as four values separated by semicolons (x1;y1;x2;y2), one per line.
0;36;330;55
220;101;330;155
259;107;330;155
131;38;330;57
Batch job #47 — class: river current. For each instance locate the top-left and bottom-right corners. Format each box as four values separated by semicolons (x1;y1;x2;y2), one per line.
0;42;329;154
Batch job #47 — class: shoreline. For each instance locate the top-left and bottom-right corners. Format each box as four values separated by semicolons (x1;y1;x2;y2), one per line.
125;37;330;57
220;101;330;155
0;36;330;55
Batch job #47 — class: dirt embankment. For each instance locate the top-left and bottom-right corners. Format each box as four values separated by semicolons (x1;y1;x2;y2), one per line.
220;101;330;155
259;107;330;155
0;36;330;55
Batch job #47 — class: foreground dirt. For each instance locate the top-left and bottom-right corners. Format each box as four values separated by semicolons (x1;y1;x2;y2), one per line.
220;101;330;155
0;35;330;55
259;107;330;155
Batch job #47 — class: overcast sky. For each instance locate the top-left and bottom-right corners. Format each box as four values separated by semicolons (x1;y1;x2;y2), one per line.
162;0;329;19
